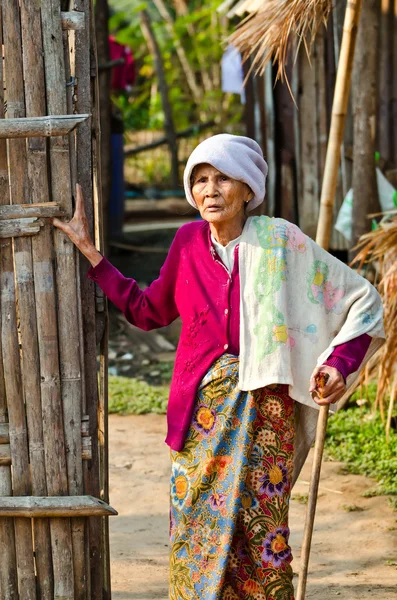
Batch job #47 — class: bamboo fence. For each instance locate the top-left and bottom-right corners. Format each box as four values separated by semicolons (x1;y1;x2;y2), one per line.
0;2;113;599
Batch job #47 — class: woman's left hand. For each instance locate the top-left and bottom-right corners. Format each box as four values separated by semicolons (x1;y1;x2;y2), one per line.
309;365;346;406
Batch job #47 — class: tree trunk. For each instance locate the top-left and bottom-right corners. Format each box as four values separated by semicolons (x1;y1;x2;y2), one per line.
140;10;179;188
351;0;381;256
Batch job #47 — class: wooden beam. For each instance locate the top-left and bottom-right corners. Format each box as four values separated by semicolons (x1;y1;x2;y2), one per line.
0;114;89;139
0;217;43;238
0;202;64;220
61;11;85;31
0;496;118;518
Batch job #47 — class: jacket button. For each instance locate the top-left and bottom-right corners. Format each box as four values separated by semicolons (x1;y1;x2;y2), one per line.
224;309;229;315
224;343;229;350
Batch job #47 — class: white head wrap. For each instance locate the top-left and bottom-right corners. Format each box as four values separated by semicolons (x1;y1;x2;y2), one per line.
183;133;268;212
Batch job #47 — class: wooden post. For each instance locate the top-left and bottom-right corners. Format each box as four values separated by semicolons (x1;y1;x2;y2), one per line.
378;0;393;165
296;2;363;599
140;9;179;188
0;26;18;596
351;0;381;255
74;0;104;596
90;3;111;597
94;0;111;253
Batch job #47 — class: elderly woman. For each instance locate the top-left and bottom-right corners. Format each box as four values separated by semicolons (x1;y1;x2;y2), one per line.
54;135;384;600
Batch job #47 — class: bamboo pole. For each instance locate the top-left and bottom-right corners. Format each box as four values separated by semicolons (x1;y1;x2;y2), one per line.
314;0;362;249
71;2;105;597
1;2;40;596
0;14;19;598
41;1;88;597
296;2;362;599
0;115;89;138
90;3;111;596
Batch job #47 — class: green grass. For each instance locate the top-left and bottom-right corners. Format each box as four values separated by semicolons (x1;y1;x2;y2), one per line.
325;385;397;497
108;376;168;415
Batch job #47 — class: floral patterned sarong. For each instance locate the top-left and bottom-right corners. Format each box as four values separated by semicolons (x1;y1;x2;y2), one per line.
170;354;295;600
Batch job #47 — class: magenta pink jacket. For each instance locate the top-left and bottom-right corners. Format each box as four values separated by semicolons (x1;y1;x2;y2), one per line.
88;221;371;451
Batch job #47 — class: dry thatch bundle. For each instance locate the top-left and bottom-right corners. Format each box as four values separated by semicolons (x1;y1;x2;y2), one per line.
353;211;397;435
220;0;332;81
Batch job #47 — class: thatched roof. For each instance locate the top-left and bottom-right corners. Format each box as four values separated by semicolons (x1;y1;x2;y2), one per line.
353;211;397;426
219;0;332;81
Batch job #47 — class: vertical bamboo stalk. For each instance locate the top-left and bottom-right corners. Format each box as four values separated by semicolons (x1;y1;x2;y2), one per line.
66;21;90;600
297;2;363;599
74;2;104;595
41;1;87;598
90;6;111;596
18;2;55;596
1;2;37;597
0;24;18;595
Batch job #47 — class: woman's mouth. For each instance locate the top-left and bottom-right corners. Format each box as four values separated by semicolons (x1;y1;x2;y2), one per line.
205;205;222;212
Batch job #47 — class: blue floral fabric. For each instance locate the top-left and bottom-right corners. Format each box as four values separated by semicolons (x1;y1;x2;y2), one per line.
170;354;295;600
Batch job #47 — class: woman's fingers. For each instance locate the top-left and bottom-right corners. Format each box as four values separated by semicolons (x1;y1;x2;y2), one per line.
52;216;68;233
309;365;345;406
74;183;86;219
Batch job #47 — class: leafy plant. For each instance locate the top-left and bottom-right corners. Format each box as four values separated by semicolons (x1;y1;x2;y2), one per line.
325;388;397;497
109;375;168;414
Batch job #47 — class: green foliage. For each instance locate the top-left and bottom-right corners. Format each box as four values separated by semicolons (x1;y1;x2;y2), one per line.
109;0;244;131
325;386;397;497
109;375;168;414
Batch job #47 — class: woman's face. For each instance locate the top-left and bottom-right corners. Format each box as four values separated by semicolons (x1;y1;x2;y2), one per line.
191;164;253;225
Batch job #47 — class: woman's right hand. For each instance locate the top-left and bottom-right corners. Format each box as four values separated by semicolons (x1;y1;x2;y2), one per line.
52;183;103;267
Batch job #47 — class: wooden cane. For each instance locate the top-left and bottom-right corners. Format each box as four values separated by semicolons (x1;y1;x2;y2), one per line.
296;1;363;598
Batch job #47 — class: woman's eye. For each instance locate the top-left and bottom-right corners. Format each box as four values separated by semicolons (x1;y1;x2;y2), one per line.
220;176;229;181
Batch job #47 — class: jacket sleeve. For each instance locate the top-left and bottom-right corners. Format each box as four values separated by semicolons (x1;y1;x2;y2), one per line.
322;333;372;381
87;234;180;330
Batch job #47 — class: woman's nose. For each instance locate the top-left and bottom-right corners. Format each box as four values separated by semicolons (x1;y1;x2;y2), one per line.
205;180;219;197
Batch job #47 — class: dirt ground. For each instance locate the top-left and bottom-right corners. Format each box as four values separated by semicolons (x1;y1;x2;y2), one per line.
108;414;397;600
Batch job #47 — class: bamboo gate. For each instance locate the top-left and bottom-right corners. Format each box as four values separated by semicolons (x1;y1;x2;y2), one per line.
0;2;114;599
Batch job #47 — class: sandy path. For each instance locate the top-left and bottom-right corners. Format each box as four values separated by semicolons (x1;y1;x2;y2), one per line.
109;414;397;599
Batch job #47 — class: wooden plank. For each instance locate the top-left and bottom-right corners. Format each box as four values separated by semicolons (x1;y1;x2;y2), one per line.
0;217;44;238
264;66;276;217
61;11;85;31
0;115;89;139
0;202;64;220
297;47;320;238
0;8;19;597
2;2;37;596
0;496;117;518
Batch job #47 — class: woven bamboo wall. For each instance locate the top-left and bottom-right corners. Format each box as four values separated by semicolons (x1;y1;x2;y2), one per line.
0;2;111;599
